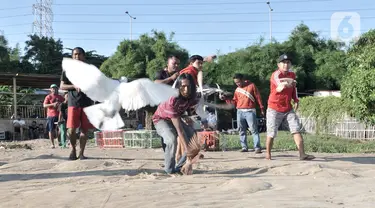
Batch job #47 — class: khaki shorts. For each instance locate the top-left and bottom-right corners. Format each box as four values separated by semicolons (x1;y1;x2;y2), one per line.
266;108;301;138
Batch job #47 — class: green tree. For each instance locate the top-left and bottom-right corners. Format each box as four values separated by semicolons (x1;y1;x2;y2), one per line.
341;29;375;124
100;30;189;129
9;43;21;61
313;41;347;90
23;34;64;74
0;35;10;62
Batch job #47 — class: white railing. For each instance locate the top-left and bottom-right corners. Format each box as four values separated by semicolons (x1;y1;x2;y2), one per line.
299;117;375;140
231;116;375;140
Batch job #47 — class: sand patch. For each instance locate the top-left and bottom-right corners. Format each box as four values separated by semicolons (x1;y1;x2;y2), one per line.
219;178;272;194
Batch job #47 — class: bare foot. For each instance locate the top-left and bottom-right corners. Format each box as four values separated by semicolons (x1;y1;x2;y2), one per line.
79;154;88;160
300;154;315;161
265;153;272;160
69;151;77;160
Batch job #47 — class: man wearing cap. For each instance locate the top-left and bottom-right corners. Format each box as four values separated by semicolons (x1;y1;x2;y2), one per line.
43;84;65;148
266;54;315;161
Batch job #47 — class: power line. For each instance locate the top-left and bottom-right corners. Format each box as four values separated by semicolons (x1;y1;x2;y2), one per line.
2;7;375;19
52;0;331;6
0;23;30;27
2;29;369;36
0;6;30;11
30;38;285;42
0;14;31;19
49;16;375;24
51;8;375;16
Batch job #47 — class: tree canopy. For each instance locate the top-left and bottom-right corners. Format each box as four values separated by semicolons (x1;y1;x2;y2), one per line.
341;29;375;125
1;23;375;126
100;30;189;79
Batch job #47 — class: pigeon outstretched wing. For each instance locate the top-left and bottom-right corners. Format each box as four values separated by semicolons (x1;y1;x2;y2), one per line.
118;78;179;111
62;57;120;102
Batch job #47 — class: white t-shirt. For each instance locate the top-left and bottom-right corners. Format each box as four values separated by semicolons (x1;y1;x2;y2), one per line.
13;119;26;126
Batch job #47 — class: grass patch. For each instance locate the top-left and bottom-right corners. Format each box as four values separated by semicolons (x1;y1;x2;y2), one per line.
221;131;375;153
147;131;375;153
90;130;375;154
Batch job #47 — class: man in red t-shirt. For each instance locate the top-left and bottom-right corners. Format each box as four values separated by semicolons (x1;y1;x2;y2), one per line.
43;84;65;148
220;73;264;153
265;54;315;161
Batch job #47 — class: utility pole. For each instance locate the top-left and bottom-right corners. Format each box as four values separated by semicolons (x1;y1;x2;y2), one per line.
266;1;273;43
125;11;136;41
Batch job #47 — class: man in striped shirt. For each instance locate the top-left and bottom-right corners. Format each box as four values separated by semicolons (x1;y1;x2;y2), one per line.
266;54;315;161
152;73;199;174
220;73;265;153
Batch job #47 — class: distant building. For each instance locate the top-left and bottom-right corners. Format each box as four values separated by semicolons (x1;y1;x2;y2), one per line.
313;90;341;97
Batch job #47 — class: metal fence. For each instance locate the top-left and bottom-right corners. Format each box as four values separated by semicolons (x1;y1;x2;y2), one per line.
299;116;375;140
231;116;375;140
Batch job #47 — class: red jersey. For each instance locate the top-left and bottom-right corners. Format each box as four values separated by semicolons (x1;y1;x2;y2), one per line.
44;94;65;117
179;65;198;85
152;96;199;124
226;80;264;110
268;69;299;113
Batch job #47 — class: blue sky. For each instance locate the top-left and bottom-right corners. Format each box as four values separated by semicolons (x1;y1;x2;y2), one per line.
1;0;374;57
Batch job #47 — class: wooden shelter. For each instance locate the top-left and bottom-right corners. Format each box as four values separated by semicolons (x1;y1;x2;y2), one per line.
0;73;61;117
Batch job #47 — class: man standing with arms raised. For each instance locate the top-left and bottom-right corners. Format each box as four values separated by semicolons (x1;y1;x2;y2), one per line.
265;54;315;161
60;47;94;160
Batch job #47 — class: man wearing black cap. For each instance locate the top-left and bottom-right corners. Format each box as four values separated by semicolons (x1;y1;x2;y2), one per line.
265;54;315;161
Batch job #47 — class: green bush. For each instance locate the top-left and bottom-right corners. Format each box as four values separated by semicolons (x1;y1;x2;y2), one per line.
298;96;350;134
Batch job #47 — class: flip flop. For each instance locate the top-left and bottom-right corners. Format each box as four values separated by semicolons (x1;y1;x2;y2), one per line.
300;154;315;161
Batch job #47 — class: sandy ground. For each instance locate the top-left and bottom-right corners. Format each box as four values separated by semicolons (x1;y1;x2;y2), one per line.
0;139;375;208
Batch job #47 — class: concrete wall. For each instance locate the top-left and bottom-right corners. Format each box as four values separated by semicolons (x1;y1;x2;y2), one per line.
0;118;47;132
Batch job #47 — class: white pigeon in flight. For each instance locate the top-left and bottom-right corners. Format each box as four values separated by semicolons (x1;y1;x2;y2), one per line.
62;57;179;130
276;78;297;92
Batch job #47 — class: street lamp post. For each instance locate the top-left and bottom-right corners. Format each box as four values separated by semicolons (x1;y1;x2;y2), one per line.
125;11;136;41
266;1;273;42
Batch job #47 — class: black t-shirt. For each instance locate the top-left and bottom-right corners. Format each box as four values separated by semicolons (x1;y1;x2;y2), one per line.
155;69;177;86
60;71;93;107
59;102;68;121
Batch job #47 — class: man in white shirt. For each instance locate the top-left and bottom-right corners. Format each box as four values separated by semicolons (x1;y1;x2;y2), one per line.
12;114;26;140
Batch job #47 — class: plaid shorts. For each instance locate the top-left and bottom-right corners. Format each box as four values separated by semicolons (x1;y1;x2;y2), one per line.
266;108;301;138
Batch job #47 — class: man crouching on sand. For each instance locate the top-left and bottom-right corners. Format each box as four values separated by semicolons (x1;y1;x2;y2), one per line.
152;73;201;174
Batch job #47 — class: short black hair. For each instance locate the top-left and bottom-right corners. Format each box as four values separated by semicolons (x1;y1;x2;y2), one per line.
72;47;85;56
188;55;204;64
174;73;197;99
167;55;179;60
233;73;244;80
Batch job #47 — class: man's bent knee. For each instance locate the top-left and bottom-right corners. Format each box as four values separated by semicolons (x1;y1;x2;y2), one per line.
67;128;77;136
267;129;277;139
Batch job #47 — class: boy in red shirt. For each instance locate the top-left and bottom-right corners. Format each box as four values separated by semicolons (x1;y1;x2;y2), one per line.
43;84;65;148
266;54;315;160
179;54;217;92
220;73;265;153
